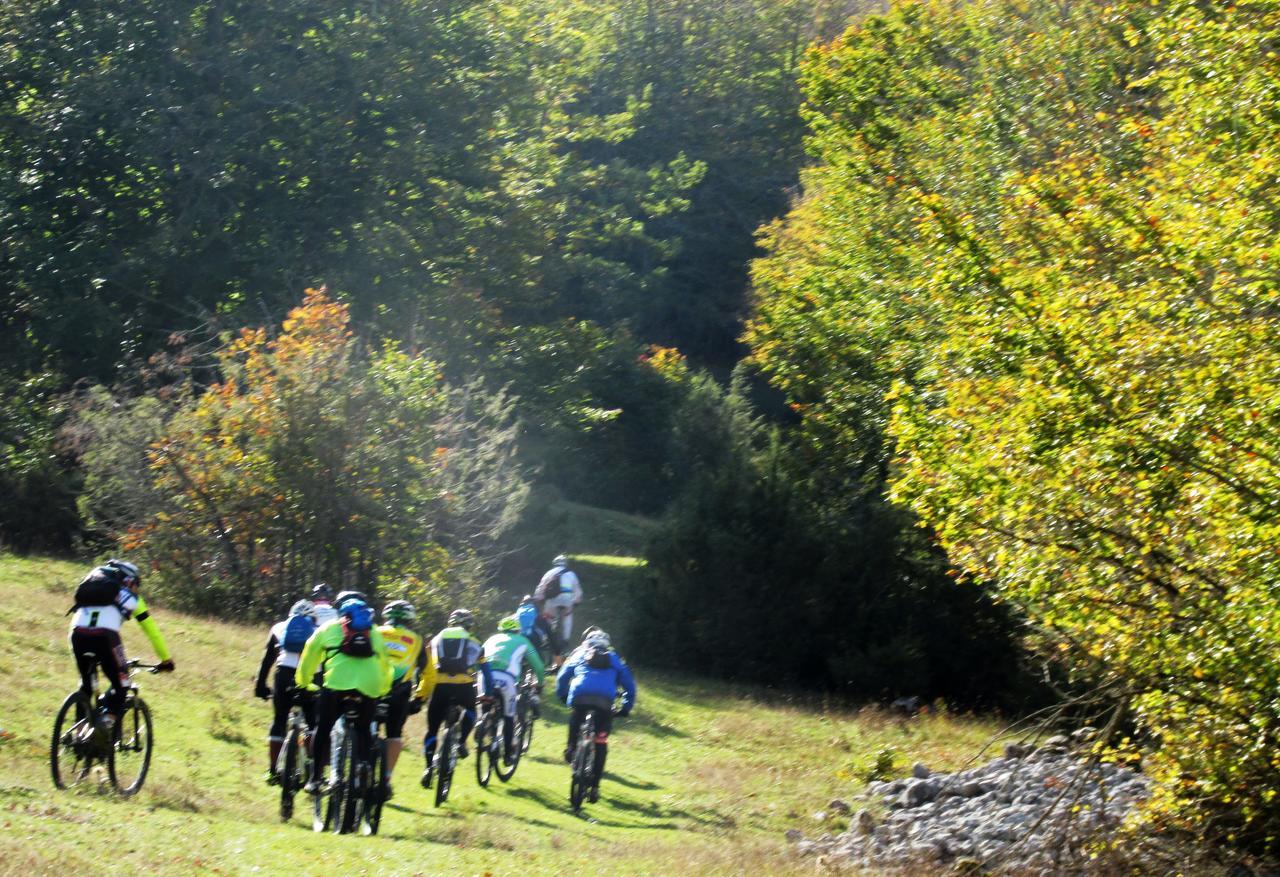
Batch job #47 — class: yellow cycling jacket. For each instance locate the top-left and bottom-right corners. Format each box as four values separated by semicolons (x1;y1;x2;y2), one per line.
413;626;484;702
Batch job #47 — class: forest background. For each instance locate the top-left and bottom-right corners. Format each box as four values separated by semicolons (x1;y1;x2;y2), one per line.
3;0;1279;855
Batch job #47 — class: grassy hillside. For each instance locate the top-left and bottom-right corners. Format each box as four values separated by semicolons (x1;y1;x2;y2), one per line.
0;553;1005;876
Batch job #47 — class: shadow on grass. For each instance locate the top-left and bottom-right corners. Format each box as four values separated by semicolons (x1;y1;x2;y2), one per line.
601;771;659;791
622;712;687;740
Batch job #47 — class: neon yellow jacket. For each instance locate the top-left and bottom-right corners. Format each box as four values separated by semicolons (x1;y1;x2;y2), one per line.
295;619;393;699
132;595;171;661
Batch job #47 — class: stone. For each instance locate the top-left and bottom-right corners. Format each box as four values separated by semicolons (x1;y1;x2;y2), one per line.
784;828;804;843
853;809;876;835
827;798;852;815
899;778;941;808
1004;742;1033;759
912;761;931;779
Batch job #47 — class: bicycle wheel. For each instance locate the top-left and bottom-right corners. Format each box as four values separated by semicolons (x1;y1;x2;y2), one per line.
51;691;96;789
474;715;494;788
108;695;153;796
518;695;535;754
326;720;356;834
569;716;596;812
434;724;456;807
496;716;519;783
363;739;387;836
279;721;301;821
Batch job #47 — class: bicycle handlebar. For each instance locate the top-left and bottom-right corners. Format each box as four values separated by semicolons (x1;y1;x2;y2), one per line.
125;660;162;673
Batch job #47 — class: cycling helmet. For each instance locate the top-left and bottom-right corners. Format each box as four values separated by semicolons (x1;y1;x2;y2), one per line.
520;594;535;604
447;608;474;629
585;630;611;650
106;559;141;587
289;599;317;619
311;582;333;600
580;625;603;642
497;616;521;633
553;554;569;567
334;590;367;609
383;599;416;624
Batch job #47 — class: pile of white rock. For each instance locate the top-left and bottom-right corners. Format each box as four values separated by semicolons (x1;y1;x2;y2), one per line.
787;730;1150;875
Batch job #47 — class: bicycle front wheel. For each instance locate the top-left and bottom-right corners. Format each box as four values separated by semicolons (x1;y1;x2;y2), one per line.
279;721;302;821
108;695;153;796
51;691;95;790
518;696;535;754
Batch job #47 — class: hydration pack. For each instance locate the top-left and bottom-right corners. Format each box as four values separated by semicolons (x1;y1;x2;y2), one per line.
281;614;317;653
336;601;374;657
70;566;125;612
435;636;472;675
535;567;571;602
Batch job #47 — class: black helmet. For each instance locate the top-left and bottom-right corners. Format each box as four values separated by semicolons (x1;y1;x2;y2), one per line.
382;599;416;625
334;590;366;609
311;582;333;600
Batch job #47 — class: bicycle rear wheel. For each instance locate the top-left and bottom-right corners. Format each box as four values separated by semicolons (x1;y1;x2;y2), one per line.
51;691;96;789
496;716;519;783
434;725;456;807
363;739;387;836
475;715;494;787
279;721;302;821
327;720;358;834
108;695;152;796
518;695;535;754
569;718;596;812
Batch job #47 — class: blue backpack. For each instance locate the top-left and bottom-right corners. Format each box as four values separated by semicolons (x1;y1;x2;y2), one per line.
281;614;316;653
336;600;374;657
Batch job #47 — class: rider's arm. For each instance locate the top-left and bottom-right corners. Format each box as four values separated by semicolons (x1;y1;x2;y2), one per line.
614;655;637;713
371;628;394;697
413;648;437;702
131;596;172;662
555;660;572;703
255;632;280;691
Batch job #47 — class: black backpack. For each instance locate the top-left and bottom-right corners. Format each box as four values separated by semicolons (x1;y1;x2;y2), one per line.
436;637;471;675
535;567;569;602
69;566;125;614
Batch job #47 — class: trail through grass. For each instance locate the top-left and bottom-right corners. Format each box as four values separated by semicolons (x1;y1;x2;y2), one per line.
0;553;1004;876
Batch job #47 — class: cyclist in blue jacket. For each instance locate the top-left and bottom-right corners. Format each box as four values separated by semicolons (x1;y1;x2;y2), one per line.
555;629;635;785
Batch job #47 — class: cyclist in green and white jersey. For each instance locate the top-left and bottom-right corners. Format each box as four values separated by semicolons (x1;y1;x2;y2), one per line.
477;616;545;764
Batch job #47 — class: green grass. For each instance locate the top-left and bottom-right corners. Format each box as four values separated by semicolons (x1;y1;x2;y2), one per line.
0;553;1006;876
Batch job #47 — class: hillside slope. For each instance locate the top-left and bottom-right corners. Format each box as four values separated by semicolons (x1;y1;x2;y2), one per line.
0;554;1001;876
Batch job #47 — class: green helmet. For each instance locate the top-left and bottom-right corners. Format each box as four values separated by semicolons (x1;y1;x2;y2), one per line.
497;615;521;633
383;599;415;625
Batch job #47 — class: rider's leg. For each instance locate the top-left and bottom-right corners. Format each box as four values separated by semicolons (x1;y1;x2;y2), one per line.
384;684;410;775
310;688;338;773
591;709;614;780
267;666;292;772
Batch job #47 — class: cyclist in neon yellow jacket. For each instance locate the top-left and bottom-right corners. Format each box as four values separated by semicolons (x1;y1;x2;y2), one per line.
295;593;392;793
67;560;175;747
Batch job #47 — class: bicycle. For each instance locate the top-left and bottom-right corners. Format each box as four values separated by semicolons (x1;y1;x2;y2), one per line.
317;695;388;835
516;668;540;755
51;658;157;796
429;704;464;807
569;707;604;812
473;695;519;786
276;694;313;823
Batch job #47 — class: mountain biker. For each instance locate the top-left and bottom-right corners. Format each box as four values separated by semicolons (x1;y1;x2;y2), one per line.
295;594;392;794
515;593;554;664
413;608;484;787
67;560;175;748
478;616;545;764
535;554;582;662
254;598;318;784
556;629;635;794
310;583;339;626
377;599;426;796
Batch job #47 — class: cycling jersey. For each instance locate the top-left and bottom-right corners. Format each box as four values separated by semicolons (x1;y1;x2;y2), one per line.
556;649;636;712
69;590;171;662
378;624;426;683
481;631;545;683
413;626;484;702
295;619;393;699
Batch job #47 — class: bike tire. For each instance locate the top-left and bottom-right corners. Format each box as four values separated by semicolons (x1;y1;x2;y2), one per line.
569;716;596;812
363;739;387;836
108;695;153;796
434;725;455;807
279;722;300;821
496;715;519;783
50;691;95;790
326;720;355;833
475;716;494;788
518;697;535;754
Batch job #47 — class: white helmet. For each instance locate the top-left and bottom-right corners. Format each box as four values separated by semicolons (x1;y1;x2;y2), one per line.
553;554;569;567
585;630;611;650
289;599;317;619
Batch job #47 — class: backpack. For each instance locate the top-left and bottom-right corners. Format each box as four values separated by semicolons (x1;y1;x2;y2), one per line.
584;645;613;670
336;601;374;657
70;567;125;612
436;636;471;675
535;567;569;602
281;614;317;653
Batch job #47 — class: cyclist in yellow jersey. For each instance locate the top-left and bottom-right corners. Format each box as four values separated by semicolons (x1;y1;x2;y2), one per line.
67;560;175;747
377;600;425;796
413;608;484;787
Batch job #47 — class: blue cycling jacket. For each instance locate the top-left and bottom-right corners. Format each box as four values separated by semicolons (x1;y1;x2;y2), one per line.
515;602;539;638
555;649;636;712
